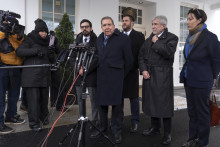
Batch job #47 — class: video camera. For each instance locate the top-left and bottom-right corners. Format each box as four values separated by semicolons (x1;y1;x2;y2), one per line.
0;10;25;40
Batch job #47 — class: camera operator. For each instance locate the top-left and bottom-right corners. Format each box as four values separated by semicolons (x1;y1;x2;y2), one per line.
16;19;55;132
0;17;25;134
73;19;98;130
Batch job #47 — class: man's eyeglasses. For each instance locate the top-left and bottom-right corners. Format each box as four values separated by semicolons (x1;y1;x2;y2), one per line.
80;26;90;29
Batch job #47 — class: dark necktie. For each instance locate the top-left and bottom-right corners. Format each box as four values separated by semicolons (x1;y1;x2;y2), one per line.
104;37;108;46
84;38;87;43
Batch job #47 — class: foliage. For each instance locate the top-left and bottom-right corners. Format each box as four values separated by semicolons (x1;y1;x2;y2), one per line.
55;13;74;49
55;13;75;84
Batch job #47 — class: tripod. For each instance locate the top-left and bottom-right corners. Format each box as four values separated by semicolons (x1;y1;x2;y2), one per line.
59;92;116;147
59;44;116;147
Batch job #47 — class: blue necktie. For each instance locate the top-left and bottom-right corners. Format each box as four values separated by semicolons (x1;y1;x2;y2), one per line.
84;38;87;43
124;32;128;36
104;37;108;46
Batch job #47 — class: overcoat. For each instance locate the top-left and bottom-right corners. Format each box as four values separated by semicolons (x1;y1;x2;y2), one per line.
123;29;145;98
138;29;178;117
96;29;133;105
180;28;220;88
16;30;54;87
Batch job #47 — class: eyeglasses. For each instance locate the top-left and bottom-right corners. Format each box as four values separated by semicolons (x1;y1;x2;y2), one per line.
80;26;90;29
193;8;202;18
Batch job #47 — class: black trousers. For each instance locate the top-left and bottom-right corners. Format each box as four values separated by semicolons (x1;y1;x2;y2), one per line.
99;105;122;135
151;117;172;135
26;87;49;127
184;84;211;146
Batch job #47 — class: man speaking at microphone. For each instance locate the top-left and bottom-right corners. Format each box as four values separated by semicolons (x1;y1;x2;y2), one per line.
90;16;133;144
74;19;98;130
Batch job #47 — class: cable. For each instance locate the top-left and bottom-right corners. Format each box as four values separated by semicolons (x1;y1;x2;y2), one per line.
41;73;80;147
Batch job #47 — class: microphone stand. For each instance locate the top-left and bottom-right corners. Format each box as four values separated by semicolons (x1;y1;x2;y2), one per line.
59;46;116;147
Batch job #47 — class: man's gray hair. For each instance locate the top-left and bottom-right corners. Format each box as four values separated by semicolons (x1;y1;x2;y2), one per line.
153;15;167;25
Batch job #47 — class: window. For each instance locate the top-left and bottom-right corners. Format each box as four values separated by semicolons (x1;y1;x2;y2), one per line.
118;6;142;25
179;5;191;70
42;0;75;31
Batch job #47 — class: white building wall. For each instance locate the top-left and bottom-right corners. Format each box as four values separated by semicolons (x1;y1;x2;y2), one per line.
0;0;26;27
76;0;119;36
1;0;219;87
25;0;40;34
206;7;220;39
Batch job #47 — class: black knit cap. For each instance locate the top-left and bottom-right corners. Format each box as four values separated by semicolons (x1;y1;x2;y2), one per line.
34;18;48;33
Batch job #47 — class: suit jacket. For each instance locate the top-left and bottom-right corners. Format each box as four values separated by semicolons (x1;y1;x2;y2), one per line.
96;29;133;105
180;28;220;88
123;29;145;98
74;31;98;87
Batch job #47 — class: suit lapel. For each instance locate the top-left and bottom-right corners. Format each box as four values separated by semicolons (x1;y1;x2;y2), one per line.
129;29;135;39
186;29;207;59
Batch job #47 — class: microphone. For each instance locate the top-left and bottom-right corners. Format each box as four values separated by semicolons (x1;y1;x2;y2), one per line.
67;42;77;60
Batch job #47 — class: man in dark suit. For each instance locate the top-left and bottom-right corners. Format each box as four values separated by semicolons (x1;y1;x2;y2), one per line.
121;7;145;133
74;19;98;128
90;16;133;144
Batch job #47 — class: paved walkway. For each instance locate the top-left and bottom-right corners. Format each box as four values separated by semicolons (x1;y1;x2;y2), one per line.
4;87;220;133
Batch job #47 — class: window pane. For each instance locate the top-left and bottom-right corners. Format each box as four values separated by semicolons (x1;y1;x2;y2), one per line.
54;14;63;29
180;18;184;30
138;9;142;17
69;15;75;32
180;6;183;17
184;7;190;18
180;30;183;42
66;0;75;15
183;30;189;41
42;0;53;12
54;0;64;14
42;12;53;31
138;17;142;24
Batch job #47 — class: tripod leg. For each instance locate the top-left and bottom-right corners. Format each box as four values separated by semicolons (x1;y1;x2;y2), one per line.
59;123;78;145
77;119;87;147
88;120;116;147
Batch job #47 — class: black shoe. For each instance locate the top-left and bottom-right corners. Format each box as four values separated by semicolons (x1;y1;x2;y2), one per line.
14;113;21;119
30;125;42;132
142;127;160;136
0;124;14;134
5;116;25;125
162;134;172;145
115;134;122;144
130;123;138;133
182;138;199;147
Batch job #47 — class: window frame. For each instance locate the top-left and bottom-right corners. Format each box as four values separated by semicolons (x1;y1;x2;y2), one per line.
41;0;75;31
